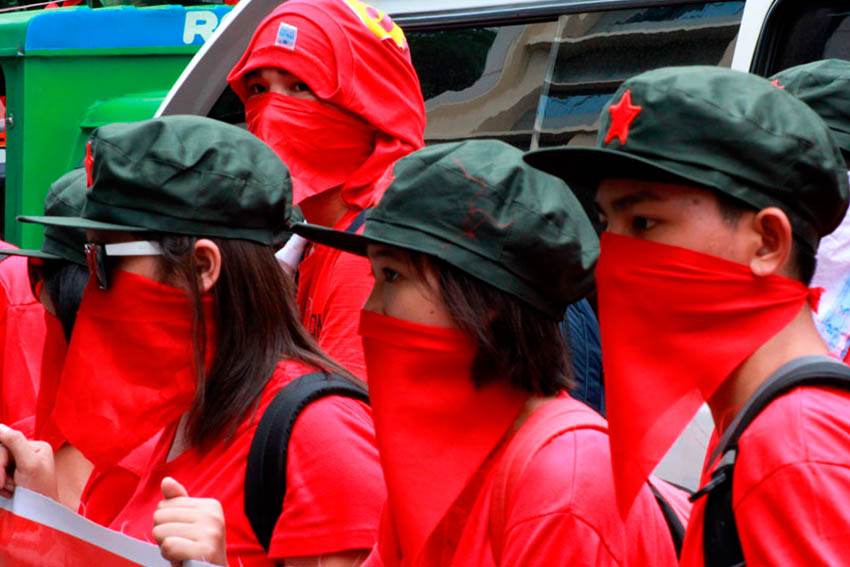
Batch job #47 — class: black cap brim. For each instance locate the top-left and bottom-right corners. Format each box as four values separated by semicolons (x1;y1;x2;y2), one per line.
292;222;376;256
524;146;710;208
17;215;148;232
0;248;64;261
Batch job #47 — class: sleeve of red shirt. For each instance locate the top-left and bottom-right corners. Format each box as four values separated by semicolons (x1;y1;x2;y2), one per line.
268;395;386;560
735;461;850;565
500;430;621;566
316;251;373;382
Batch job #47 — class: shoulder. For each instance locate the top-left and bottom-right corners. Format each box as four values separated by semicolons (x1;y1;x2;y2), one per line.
506;401;613;526
0;256;34;306
735;385;850;500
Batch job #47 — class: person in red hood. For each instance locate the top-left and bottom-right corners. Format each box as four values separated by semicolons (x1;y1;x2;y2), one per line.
294;140;689;567
227;0;426;381
526;66;850;567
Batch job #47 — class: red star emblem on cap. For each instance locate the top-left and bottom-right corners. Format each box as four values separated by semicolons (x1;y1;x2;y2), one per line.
84;140;94;189
605;89;642;145
770;78;786;90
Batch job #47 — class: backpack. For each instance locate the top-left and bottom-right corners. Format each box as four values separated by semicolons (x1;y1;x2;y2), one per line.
244;371;369;551
488;399;687;565
694;355;850;567
246;209;372;551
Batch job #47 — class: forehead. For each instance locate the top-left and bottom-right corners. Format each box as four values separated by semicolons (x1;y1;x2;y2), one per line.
596;178;718;210
244;67;299;82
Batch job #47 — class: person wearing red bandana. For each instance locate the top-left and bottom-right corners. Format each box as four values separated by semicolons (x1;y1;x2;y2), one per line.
1;168;166;524
294;140;689;567
526;66;850;567
0;116;384;567
227;0;426;382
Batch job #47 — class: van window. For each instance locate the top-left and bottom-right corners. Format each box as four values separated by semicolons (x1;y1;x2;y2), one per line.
409;1;744;150
205;1;744;149
749;0;850;76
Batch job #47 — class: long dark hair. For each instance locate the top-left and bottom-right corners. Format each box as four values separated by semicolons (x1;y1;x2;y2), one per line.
410;252;573;396
41;261;89;341
155;235;360;448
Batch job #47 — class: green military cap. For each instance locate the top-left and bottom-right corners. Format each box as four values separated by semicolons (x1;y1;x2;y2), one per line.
294;140;599;318
21;115;292;245
772;59;850;164
525;66;849;248
1;168;87;265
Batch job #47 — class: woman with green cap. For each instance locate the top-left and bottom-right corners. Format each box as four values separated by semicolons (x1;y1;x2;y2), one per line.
0;115;384;566
0;168;91;509
293;139;689;566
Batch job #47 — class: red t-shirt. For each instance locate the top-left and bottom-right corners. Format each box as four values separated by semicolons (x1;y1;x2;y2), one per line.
0;250;47;427
297;210;373;382
365;402;689;567
104;359;384;565
680;385;850;567
78;433;162;527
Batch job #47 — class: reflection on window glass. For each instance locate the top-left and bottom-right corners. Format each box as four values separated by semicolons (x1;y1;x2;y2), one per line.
409;1;743;150
761;1;850;74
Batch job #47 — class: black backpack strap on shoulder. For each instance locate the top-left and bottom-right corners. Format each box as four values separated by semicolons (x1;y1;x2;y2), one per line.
694;355;850;567
345;208;370;234
244;372;369;551
648;480;687;559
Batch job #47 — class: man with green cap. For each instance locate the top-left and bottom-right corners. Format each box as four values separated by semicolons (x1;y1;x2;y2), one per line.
525;65;850;567
293;139;689;567
772;59;850;365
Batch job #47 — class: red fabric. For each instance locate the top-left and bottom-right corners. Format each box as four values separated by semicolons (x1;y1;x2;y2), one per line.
680;385;850;566
296;209;373;381
227;0;425;209
363;395;686;567
245;94;376;205
103;359;384;565
595;232;816;515
359;309;528;564
54;271;214;469
33;309;67;450
78;433;162;527
0;250;47;428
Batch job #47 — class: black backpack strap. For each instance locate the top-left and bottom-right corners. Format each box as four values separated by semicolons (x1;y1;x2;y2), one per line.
694;355;850;567
345;209;369;234
648;480;688;559
244;372;369;551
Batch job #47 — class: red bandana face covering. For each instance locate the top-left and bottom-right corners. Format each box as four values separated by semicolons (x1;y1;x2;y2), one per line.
53;270;215;469
595;232;820;516
359;309;527;564
245;93;377;206
34;310;69;450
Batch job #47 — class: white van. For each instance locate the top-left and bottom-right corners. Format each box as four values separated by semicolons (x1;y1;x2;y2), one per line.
158;0;745;153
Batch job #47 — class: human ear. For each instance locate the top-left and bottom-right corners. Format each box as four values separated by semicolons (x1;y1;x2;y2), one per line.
749;207;792;277
193;239;222;293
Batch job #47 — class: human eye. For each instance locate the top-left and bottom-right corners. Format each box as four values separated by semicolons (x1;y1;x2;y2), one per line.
247;81;268;96
292;81;312;93
631;216;657;232
382;268;401;283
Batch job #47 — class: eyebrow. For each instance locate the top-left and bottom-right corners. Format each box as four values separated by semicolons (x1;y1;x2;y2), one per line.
598;189;665;213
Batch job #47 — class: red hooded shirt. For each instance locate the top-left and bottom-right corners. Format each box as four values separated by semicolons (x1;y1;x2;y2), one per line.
228;0;425;379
